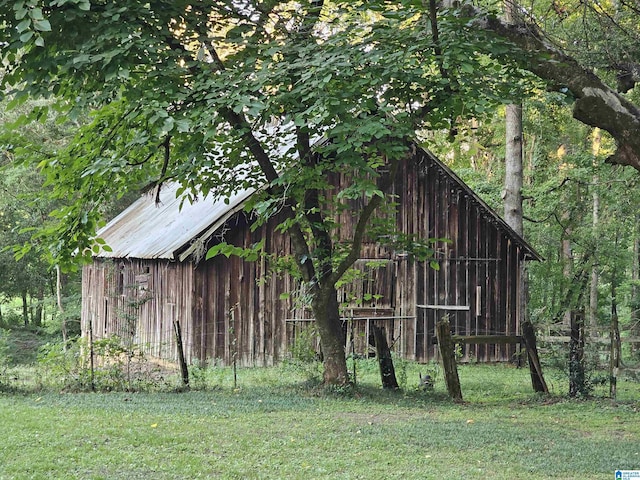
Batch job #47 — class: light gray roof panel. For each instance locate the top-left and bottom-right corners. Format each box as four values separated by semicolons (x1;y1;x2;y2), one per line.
95;184;254;260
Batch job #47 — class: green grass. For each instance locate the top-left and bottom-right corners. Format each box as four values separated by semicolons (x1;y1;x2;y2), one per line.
1;362;639;480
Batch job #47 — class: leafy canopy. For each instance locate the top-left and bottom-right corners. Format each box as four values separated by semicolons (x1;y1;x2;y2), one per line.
1;0;531;270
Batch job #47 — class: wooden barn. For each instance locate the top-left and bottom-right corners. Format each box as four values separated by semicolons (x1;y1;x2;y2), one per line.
81;146;541;367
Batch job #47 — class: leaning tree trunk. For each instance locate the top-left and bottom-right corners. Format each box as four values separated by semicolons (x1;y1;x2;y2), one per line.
312;285;348;385
372;324;399;389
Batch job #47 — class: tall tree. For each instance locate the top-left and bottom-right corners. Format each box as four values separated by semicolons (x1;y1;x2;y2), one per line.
503;0;548;393
589;129;601;336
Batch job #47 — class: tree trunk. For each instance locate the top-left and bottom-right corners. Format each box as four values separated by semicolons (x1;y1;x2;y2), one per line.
504;104;524;228
569;310;586;397
173;320;189;387
34;288;44;327
503;83;548;392
312;286;348;385
521;319;549;393
56;265;68;347
609;230;622;398
562;217;573;328
632;218;640;358
21;290;28;326
610;286;621;399
372;324;399;389
589;129;601;338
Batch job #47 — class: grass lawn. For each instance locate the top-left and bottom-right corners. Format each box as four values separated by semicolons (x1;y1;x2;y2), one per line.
1;361;639;479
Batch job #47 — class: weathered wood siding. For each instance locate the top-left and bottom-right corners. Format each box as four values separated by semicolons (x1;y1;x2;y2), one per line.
393;151;525;362
82;259;195;362
191;214;298;366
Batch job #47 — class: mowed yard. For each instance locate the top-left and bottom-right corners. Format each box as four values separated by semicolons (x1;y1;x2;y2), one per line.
0;363;638;480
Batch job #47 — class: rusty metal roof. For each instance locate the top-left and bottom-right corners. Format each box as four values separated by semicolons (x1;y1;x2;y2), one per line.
95;183;254;260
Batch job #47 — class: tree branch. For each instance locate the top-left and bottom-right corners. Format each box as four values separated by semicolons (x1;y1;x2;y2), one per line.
463;5;640;171
154;135;171;204
330;143;407;285
296;126;335;286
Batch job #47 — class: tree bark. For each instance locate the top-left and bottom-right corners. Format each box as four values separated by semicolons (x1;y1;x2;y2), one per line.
464;6;640;171
57;265;68;347
521;319;549;393
173;320;189;387
609;230;622;398
21;290;28;326
561;216;573;328
610;284;621;399
504;104;524;233
589;129;601;337
569;310;586;397
312;286;348;385
34;288;44;327
632;218;640;357
502;56;548;392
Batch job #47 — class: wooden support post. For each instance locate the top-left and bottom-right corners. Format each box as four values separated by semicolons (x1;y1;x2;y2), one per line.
521;320;549;394
372;324;399;390
435;317;463;402
173;320;189;387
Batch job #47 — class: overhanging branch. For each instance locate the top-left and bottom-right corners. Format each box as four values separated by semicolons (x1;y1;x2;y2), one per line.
463;5;640;171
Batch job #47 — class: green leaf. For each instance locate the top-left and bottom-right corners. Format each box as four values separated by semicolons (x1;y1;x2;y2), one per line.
16;18;31;33
175;119;191;133
73;54;91;64
14;6;28;20
460;63;474;74
19;31;33;43
161;117;174;134
30;7;44;20
206;243;227;260
33;19;52;32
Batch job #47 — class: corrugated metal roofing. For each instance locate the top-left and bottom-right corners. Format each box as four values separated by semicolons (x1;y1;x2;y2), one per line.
95;184;254;260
